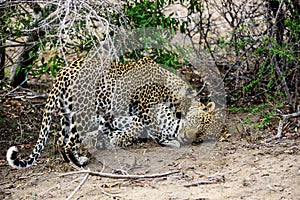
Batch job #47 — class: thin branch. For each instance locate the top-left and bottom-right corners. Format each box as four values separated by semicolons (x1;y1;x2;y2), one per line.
265;110;300;143
271;0;284;37
13;94;48;100
280;112;300;119
0;43;36;48
18;172;45;180
1;76;28;100
219;33;265;85
41;176;83;198
97;182;121;198
59;169;180;180
184;180;216;186
66;172;90;200
184;174;225;187
0;0;49;8
235;115;248;137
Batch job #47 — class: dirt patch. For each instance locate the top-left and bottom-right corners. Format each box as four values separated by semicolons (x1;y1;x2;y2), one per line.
0;85;299;200
0;135;299;199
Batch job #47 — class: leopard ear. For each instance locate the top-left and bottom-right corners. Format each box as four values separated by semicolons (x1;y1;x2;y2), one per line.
207;102;215;114
198;102;206;110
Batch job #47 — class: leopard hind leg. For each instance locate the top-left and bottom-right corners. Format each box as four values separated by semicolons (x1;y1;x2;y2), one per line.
58;98;88;166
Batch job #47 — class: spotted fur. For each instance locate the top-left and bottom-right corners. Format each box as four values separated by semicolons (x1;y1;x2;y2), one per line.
7;57;221;169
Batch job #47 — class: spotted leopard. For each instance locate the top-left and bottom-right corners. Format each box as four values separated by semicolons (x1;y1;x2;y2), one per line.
105;101;217;148
7;57;222;169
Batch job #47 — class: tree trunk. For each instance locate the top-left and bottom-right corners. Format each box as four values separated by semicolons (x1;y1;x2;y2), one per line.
10;31;40;87
10;3;44;88
0;7;5;88
0;40;5;88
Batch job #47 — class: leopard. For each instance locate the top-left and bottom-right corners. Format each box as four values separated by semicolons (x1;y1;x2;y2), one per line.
105;101;217;148
7;57;223;169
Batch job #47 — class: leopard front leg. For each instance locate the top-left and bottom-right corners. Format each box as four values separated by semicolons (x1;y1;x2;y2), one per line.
109;116;144;147
148;104;182;148
148;119;181;148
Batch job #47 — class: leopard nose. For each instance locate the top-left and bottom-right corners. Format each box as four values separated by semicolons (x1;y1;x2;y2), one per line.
178;131;190;144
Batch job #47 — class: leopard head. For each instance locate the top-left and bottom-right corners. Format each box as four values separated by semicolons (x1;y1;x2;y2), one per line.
178;101;215;144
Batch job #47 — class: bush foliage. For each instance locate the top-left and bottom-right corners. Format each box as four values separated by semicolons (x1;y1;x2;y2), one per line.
0;0;299;116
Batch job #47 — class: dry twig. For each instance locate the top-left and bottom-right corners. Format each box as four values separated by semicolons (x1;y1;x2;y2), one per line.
18;172;45;180
235;115;248;137
97;182;121;198
66;172;90;200
183;173;225;187
265;111;300;143
41;176;83;198
59;169;180;180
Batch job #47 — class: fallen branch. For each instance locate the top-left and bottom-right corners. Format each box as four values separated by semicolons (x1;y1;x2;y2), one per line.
265;110;300;143
18;172;45;180
183;174;225;187
59;169;180;180
41;176;83;198
235;115;248;136
1;77;27;100
184;180;216;186
97;182;121;198
66;172;90;200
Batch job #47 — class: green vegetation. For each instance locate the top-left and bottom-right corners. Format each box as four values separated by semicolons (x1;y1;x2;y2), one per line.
229;103;282;130
115;0;189;68
0;0;299;139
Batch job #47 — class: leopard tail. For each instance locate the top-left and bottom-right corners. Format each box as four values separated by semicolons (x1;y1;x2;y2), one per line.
6;80;62;169
6;59;83;169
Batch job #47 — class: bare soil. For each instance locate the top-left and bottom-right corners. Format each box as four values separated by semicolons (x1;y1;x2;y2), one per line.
0;85;299;200
0;123;299;199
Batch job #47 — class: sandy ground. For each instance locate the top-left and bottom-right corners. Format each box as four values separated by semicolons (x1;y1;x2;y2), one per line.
1;2;298;198
0;135;299;200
